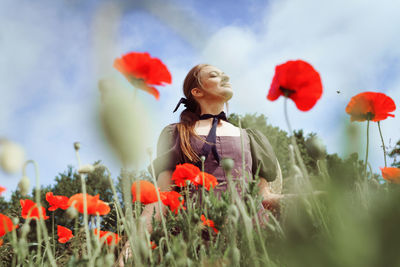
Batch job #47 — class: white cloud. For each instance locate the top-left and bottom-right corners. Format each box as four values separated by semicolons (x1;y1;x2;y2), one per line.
199;0;400;170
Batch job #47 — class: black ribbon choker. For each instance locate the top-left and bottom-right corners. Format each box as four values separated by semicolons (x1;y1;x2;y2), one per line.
198;111;228;164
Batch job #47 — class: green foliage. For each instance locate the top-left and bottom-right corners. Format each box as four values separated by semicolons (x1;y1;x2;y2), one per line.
388;140;400;167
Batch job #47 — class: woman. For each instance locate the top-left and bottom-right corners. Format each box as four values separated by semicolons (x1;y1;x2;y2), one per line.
116;64;283;266
143;63;283;232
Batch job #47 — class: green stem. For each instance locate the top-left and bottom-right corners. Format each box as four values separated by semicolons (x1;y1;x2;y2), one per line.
377;121;387;167
148;150;176;266
283;97;310;184
52;212;55;257
238;117;246;198
23;160;57;267
74;149;92;258
201;157;205;210
364;120;370;178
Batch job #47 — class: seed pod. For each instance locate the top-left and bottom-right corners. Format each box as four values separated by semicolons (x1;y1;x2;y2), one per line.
73;142;81;151
18;176;30;196
221;158;234;172
99;78;149;167
0;140;26;174
227;204;239;224
66;205;78;220
229;246;240;265
21;224;31;236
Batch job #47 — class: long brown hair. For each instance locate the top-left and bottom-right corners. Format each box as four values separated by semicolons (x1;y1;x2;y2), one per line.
177;64;210;162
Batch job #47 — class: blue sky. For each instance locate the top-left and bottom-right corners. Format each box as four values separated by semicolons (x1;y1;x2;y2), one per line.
1;0;400;200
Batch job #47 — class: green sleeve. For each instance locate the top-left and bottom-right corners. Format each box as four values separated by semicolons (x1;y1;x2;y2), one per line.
147;124;180;179
246;128;279;182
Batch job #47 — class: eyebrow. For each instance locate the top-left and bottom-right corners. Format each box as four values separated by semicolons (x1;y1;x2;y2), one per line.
208;71;225;75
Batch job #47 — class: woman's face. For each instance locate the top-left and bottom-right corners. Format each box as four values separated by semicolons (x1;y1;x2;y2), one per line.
196;65;233;101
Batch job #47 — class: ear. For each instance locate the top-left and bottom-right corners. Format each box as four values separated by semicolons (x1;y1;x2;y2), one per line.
191;87;203;97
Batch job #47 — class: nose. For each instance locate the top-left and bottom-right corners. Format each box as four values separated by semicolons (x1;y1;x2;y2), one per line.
221;74;229;83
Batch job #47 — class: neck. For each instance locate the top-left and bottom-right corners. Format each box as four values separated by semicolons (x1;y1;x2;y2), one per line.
198;101;225;116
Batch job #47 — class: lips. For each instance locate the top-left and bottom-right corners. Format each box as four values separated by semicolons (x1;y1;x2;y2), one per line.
221;83;231;87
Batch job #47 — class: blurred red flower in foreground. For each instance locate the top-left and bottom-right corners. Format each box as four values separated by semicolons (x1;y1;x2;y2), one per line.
160;191;186;214
172;163;218;190
20;199;49;220
193;172;218;191
0;186;5;196
150;241;157;249
345;92;396;122
131;180;165;204
0;213;19;237
94;229;120;246
114;52;172;100
46;192;69;211
267;60;323;111
67;193;110;216
200;214;218;234
57;225;73;243
172;163;201;187
380;167;400;184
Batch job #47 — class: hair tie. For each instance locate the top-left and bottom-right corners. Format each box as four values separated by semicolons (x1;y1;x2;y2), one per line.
173;97;194;113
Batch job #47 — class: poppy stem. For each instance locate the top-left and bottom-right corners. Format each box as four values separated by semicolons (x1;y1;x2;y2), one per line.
364;120;370;178
377;121;387;167
74;148;92;258
283;97;310;183
23;160;57;267
148;151;176;265
239;117;246;198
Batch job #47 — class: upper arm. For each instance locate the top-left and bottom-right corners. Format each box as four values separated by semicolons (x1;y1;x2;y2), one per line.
148;124;180;179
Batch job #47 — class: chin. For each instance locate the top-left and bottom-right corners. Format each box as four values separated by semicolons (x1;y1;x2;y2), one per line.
224;91;233;101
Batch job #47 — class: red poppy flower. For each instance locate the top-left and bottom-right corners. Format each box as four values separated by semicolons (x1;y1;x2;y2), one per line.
131;180;165;204
67;193;110;216
0;213;19;237
200;214;218;234
172;163;201;187
57;225;73;243
46;192;69;211
267;60;323;111
345;92;396;122
150;241;157;249
20;199;49;220
380;167;400;184
114;52;172;100
0;186;5;196
193;172;218;191
93;229;120;246
160;191;186;214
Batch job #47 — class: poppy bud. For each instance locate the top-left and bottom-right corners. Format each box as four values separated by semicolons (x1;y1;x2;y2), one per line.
200;156;206;162
305;136;326;160
21;224;31;236
104;254;115;266
0;140;26;174
18;176;30;196
78;164;95;174
99;78;149;167
12;217;19;226
227;204;239;223
221;158;234;172
66;205;78;220
73;142;81;151
229;247;240;265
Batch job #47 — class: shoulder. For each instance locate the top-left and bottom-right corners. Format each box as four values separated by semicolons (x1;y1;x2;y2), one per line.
159;123;179;137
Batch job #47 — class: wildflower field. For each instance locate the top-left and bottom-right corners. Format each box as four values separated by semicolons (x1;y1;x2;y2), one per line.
1;49;400;267
1;1;400;266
